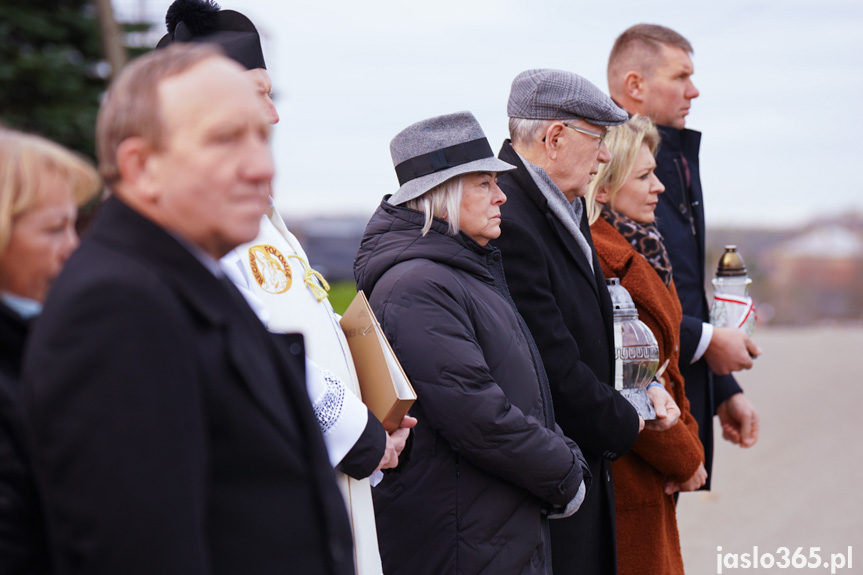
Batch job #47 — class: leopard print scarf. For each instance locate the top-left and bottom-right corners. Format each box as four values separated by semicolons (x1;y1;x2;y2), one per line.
601;205;673;287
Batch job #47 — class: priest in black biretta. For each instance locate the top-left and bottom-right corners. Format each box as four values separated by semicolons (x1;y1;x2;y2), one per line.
156;0;278;124
155;6;401;575
157;0;266;71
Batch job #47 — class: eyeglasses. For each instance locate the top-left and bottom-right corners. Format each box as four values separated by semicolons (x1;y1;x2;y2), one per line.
542;122;607;148
562;123;606;148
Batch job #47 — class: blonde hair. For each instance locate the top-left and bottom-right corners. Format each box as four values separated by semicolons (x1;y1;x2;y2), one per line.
586;115;660;224
404;176;464;237
0;128;101;255
96;43;224;189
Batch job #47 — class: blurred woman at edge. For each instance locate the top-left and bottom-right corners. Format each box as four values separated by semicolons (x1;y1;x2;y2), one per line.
586;115;706;575
0;128;101;574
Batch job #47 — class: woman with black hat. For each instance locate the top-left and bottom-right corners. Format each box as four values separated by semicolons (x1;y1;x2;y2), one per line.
354;111;589;575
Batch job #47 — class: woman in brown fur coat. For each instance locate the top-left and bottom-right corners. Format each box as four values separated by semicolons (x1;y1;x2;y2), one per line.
586;115;707;574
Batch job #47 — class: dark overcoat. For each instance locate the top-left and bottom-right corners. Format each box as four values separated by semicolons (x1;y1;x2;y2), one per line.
0;301;49;574
22;196;354;575
354;201;589;575
492;141;640;575
653;125;742;488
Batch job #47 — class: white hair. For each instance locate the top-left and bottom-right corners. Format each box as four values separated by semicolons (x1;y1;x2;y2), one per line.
404;176;464;237
508;117;555;147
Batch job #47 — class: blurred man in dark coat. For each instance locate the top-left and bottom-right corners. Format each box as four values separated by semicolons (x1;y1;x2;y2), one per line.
22;44;354;575
607;24;761;488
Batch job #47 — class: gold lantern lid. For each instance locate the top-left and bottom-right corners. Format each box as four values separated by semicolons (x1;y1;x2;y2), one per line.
716;245;748;277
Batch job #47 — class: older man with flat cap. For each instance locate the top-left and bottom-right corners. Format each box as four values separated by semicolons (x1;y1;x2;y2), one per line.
491;69;681;574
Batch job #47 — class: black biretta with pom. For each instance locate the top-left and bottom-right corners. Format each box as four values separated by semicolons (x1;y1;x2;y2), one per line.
156;0;266;71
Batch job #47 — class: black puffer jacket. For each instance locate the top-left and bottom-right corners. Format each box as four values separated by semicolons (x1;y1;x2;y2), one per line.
354;200;589;575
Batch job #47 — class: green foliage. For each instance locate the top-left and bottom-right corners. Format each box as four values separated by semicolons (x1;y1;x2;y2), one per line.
0;1;108;160
327;280;359;315
121;21;156;61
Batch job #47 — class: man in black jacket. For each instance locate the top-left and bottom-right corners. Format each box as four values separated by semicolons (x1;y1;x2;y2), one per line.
492;69;681;574
22;44;354;575
607;24;762;489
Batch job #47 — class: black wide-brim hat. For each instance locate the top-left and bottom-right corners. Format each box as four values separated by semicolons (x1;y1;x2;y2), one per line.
156;0;265;71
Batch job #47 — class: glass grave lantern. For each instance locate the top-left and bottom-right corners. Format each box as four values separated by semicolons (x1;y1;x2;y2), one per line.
710;245;756;337
607;278;660;419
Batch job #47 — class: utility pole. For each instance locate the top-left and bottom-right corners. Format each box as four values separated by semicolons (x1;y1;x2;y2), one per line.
94;0;128;78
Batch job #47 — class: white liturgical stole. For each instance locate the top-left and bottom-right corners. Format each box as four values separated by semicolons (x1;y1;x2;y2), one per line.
239;212;357;389
221;208;383;575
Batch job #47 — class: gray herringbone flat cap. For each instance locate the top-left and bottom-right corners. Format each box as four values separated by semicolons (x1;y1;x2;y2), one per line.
508;69;628;126
388;111;516;206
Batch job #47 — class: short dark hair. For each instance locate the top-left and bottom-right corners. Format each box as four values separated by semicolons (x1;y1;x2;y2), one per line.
608;23;693;80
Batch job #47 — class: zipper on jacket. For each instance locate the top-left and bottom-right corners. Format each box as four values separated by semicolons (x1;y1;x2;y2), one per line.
454;452;460;572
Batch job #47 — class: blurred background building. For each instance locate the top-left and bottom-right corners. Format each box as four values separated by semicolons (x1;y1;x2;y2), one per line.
707;214;863;326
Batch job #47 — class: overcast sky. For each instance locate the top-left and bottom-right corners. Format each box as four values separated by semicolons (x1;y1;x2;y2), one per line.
118;0;863;228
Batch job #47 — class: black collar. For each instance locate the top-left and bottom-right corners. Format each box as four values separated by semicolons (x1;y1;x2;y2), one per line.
0;300;29;379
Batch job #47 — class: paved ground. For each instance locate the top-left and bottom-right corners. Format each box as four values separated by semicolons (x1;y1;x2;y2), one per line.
676;327;863;574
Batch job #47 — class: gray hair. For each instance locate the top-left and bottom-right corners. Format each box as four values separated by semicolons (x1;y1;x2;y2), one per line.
510;117;580;148
404;175;463;237
509;117;550;147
